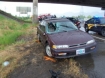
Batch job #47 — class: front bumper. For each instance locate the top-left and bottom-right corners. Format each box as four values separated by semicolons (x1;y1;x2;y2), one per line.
51;44;97;58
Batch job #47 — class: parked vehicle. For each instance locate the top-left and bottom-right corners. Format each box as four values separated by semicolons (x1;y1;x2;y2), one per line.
37;18;96;58
38;14;56;22
84;17;105;36
66;17;81;28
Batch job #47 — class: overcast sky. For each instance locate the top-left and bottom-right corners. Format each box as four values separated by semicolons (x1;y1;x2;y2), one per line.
0;1;104;17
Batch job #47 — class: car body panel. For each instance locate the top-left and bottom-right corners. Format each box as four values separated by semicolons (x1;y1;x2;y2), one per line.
47;30;93;45
51;43;96;58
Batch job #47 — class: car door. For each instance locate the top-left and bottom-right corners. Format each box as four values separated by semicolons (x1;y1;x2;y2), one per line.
94;18;102;32
86;18;95;30
38;20;46;45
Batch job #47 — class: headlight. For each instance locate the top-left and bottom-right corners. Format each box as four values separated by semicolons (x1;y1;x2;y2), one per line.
87;40;95;44
52;45;69;49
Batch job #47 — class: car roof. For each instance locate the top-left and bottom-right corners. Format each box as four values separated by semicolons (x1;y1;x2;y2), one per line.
44;18;70;22
92;17;105;19
86;17;105;22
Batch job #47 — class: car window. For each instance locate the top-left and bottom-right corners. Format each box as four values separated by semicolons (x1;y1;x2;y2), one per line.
67;18;77;23
92;18;105;24
43;21;47;26
99;18;105;24
88;18;94;24
48;22;56;32
40;21;44;25
94;18;100;24
40;25;45;32
40;21;46;32
72;18;77;21
47;21;78;34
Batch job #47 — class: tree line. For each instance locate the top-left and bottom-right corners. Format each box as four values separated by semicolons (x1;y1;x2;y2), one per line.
72;15;92;19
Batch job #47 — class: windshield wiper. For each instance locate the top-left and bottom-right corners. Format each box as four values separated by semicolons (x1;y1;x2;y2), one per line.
61;30;68;32
60;25;75;29
60;25;78;30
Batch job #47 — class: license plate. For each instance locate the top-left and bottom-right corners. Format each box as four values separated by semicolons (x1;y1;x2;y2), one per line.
76;49;85;55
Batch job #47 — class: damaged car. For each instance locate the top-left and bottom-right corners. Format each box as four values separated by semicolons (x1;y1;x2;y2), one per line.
37;18;96;58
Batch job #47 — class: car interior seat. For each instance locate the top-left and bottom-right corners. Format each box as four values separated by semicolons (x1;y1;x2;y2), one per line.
48;23;56;32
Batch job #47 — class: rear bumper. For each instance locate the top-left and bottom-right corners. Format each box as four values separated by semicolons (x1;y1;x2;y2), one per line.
51;45;97;58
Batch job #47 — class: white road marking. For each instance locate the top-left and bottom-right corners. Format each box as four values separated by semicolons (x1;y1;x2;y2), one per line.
80;24;105;41
92;35;105;41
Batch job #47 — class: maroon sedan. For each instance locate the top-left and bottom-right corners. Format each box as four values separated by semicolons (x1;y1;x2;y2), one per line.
37;18;96;58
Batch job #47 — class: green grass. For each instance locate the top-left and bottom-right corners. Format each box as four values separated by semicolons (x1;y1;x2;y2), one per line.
0;14;36;78
16;16;32;22
0;14;31;49
0;31;23;45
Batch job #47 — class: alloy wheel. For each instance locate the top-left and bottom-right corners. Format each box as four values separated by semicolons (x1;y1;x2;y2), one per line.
45;45;52;57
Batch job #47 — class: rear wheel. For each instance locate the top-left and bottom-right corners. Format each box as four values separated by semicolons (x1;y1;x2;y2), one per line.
45;44;52;57
85;25;89;33
101;28;105;36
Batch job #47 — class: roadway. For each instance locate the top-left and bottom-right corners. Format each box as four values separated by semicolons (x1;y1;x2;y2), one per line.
76;23;105;78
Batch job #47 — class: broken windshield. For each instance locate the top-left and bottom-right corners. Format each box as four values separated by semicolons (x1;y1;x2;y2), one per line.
47;21;78;34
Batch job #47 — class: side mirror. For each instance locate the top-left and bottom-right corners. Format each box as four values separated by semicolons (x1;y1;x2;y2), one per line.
43;33;45;36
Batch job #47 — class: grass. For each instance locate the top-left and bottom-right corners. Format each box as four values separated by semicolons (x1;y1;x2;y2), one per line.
0;31;23;45
63;59;88;78
0;14;88;78
0;14;36;78
0;15;31;49
0;42;31;78
0;27;36;78
16;16;32;22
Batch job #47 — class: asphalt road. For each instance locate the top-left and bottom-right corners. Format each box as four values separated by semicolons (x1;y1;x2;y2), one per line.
77;23;105;78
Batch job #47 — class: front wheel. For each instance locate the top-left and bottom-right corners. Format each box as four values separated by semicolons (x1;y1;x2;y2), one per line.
101;28;105;36
45;44;52;57
85;25;89;33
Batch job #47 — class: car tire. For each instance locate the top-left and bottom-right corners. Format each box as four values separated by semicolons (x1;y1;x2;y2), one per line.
45;44;52;57
101;28;105;36
97;32;102;35
85;25;89;33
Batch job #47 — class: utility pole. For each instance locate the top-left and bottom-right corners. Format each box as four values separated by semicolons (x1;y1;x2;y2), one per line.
33;0;38;24
5;6;6;12
79;6;85;21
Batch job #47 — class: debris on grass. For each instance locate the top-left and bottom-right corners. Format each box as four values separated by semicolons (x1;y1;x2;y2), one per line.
63;59;88;78
49;70;61;78
35;39;40;43
3;61;10;67
44;56;56;62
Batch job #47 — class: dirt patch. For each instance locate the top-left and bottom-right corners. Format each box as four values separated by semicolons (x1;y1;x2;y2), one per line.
1;26;88;78
8;41;88;77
